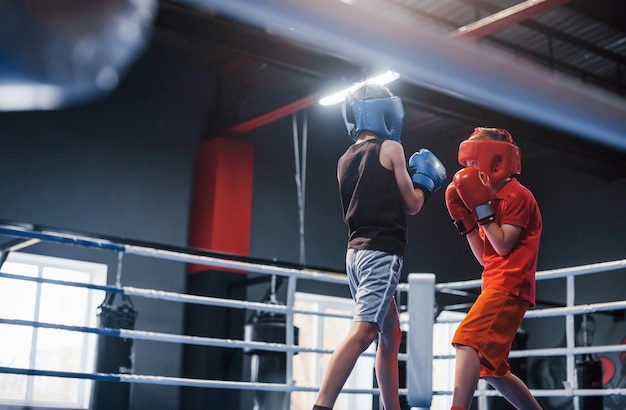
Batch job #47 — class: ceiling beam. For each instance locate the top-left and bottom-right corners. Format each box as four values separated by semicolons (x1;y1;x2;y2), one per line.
452;0;573;39
154;1;359;79
226;94;318;135
181;0;626;154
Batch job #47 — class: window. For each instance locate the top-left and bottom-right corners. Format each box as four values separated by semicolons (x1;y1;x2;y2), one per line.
0;252;107;409
292;292;375;410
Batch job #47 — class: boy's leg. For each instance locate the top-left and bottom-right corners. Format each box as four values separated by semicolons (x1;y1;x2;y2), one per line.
485;374;542;410
376;324;402;410
451;344;481;410
315;321;378;408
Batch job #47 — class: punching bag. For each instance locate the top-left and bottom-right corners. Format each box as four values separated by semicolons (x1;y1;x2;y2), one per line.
576;355;603;410
244;309;299;410
91;293;137;410
575;314;603;409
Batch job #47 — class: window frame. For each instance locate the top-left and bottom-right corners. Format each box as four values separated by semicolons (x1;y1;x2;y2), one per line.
0;251;107;409
292;291;375;410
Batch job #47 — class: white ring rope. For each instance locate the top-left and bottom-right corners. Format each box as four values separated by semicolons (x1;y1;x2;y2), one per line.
436;258;626;292
0;316;333;356
0;364;402;395
434;343;626;361
0;313;405;366
0;271;352;320
436;300;626;324
433;388;626;398
0;223;348;284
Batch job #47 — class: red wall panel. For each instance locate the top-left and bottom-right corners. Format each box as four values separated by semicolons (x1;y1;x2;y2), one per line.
188;136;254;273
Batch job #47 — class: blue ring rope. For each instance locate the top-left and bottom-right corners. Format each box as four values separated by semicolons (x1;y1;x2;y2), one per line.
0;318;121;337
0;271;121;294
0;271;353;320
0;366;121;382
0;226;125;252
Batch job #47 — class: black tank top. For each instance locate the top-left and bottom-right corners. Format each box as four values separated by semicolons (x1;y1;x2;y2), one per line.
337;139;407;256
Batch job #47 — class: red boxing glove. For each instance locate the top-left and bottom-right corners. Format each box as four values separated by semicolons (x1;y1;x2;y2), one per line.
453;167;495;225
445;183;477;235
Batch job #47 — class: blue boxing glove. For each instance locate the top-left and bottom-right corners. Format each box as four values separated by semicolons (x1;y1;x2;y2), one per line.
408;149;447;200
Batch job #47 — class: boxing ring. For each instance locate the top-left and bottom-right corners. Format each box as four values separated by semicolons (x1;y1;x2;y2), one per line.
0;220;625;409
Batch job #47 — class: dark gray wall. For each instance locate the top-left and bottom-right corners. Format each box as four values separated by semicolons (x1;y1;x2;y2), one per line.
0;53;213;410
1;42;625;409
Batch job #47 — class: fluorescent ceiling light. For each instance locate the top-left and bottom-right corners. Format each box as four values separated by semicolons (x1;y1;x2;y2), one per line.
318;70;400;106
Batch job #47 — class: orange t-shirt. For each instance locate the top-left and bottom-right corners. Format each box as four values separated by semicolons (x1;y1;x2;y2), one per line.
479;178;542;307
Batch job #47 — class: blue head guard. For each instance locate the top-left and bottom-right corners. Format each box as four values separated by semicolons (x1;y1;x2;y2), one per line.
342;93;405;142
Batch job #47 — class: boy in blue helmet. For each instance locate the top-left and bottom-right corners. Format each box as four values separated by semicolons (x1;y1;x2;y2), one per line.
313;83;447;410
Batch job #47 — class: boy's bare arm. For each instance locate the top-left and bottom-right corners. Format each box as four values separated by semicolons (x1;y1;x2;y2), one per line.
381;140;425;215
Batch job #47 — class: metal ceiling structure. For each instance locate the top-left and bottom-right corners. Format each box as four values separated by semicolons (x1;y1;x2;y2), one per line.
150;0;626;180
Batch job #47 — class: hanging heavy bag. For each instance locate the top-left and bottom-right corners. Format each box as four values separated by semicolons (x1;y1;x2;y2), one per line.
90;293;137;410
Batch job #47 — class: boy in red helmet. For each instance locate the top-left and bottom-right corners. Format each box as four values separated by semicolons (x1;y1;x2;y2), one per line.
445;127;543;410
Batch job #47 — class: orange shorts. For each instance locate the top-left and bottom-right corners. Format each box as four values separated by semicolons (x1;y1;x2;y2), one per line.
452;288;529;378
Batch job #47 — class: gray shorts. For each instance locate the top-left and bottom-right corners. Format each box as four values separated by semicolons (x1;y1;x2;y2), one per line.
346;248;402;333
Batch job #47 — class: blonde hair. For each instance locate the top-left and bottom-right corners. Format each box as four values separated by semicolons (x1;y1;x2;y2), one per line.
349;83;393;101
468;127;516;144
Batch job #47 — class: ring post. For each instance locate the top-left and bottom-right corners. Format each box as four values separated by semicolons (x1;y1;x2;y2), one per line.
407;273;435;408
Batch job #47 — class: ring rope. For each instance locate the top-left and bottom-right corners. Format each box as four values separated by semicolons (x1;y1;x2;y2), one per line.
0;316;399;365
0;226;124;252
0;271;353;320
0;224;347;283
436;258;626;293
0;317;326;355
0;365;394;395
434;388;626;398
434;343;626;361
0;323;404;369
435;299;626;324
523;300;626;318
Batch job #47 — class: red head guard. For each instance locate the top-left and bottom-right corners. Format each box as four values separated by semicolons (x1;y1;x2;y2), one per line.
458;129;521;185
